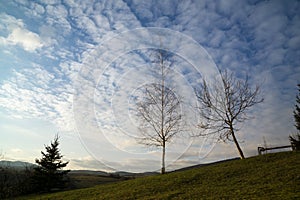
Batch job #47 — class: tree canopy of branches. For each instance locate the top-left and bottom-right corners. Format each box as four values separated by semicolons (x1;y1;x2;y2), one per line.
195;69;263;159
136;49;183;174
33;135;69;192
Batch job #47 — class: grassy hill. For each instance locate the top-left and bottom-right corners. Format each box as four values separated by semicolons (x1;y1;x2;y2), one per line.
19;151;299;199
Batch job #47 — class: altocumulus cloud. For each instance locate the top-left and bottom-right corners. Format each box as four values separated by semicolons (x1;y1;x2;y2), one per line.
0;0;299;171
0;13;44;52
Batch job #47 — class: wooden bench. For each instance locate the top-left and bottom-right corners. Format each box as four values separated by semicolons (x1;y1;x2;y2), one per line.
257;145;292;155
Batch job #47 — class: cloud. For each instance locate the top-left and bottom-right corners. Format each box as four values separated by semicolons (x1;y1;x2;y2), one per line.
1;0;300;172
0;64;75;132
0;13;43;52
68;156;114;171
6;27;43;51
11;148;23;153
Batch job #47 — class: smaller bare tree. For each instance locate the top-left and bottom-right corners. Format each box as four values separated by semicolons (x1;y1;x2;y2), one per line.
195;69;263;159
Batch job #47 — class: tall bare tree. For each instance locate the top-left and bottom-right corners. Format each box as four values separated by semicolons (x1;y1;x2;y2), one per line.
136;49;183;174
195;69;263;159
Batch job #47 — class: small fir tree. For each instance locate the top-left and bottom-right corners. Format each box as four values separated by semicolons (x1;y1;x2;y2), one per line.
294;84;300;132
33;135;69;192
290;84;300;151
289;134;300;151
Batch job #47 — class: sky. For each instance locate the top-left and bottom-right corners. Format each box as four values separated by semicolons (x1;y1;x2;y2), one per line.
0;0;299;172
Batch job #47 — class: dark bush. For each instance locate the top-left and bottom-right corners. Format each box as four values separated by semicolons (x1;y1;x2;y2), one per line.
0;166;35;199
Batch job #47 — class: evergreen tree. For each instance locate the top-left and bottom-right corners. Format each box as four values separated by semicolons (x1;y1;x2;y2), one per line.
33;135;69;192
294;84;300;131
290;84;300;151
289;134;300;151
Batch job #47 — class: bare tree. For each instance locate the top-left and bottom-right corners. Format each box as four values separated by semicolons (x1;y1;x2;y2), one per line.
195;69;263;159
135;49;183;174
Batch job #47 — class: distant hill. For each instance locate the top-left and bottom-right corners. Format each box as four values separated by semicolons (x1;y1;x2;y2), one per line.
0;160;158;177
114;171;159;177
0;160;36;169
69;170;159;177
69;170;110;176
18;151;300;199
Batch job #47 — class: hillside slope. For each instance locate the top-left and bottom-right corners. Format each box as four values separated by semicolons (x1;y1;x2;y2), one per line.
20;151;300;199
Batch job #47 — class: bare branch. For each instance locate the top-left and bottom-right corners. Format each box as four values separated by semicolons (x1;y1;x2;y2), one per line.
135;49;184;173
195;69;263;159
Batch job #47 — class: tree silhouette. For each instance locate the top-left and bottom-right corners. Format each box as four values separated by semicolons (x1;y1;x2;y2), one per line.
195;69;263;159
135;49;183;174
294;84;300;132
33;135;69;192
290;84;300;151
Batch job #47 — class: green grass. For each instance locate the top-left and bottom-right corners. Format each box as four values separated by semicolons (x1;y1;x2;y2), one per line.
19;151;300;199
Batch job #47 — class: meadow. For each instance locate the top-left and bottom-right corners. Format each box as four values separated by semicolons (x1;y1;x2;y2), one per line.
18;151;299;199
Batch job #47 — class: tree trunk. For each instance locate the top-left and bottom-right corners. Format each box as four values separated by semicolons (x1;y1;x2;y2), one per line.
231;129;245;159
161;141;166;174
